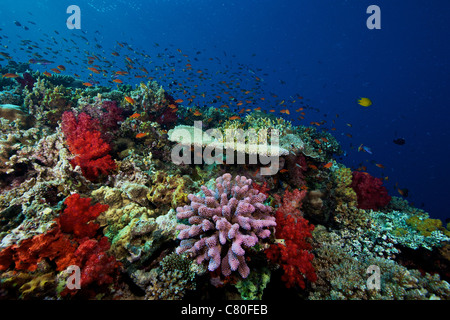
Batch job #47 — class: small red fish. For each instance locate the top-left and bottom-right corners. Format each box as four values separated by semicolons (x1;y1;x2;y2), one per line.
135;133;147;138
323;162;333;169
2;73;19;78
124;96;136;105
87;67;100;74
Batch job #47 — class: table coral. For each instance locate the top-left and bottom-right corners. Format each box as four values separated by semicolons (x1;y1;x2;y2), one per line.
176;173;276;278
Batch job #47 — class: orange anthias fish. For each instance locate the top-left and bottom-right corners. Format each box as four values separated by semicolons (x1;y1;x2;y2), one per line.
375;163;385;169
51;68;61;74
87;67;100;74
193;110;202;116
323;162;333;169
57;65;66;71
113;79;123;83
82;82;93;87
174;99;184;103
124;96;136;105
136;133;147;139
129;113;140;119
229;116;241;120
2;73;19;78
43;71;52;77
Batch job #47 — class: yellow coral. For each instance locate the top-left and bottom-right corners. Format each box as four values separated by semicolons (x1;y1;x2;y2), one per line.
406;216;449;237
333;167;357;206
147;171;190;213
20;272;55;299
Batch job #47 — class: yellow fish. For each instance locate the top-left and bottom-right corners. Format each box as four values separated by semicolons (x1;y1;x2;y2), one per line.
358;97;372;107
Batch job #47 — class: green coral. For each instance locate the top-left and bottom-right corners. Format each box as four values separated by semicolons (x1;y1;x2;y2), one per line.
310;230;450;300
406;215;450;237
235;267;271;300
370;210;450;250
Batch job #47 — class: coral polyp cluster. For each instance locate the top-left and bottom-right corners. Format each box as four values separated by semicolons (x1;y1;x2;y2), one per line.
176;173;276;278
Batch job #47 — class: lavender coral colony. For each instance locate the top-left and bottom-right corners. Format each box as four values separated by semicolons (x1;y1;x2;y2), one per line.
176;174;275;278
0;42;449;303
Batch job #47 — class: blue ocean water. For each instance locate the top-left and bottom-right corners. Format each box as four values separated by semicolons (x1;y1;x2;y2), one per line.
1;0;449;222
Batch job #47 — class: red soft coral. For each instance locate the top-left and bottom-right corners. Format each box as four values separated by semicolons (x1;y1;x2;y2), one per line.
59;193;108;239
275;188;307;217
61;111;116;181
252;181;270;197
0;226;77;272
0;194;120;298
351;171;391;210
265;189;316;289
75;237;119;288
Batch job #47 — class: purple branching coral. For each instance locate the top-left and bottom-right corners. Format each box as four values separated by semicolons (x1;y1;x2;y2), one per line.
175;173;276;278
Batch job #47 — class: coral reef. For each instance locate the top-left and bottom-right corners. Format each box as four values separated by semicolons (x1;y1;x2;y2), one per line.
0;56;448;301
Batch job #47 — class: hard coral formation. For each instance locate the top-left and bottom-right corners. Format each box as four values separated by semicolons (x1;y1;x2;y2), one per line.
176;173;276;278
